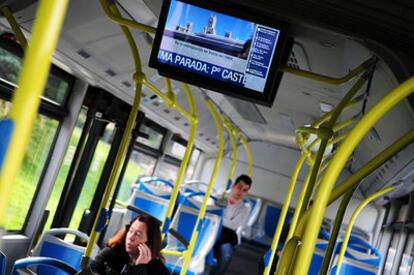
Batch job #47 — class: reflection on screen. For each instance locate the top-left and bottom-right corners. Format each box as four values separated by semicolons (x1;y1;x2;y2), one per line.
157;0;281;93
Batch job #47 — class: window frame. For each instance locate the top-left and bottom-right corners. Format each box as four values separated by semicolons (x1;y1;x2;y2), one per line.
0;37;76;233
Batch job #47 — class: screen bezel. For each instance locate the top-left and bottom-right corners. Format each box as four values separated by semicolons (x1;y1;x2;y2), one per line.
149;0;290;107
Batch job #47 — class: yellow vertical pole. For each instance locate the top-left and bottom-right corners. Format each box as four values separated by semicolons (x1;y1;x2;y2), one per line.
1;6;28;50
161;83;197;237
82;2;143;265
263;153;306;275
292;76;414;275
0;0;69;225
239;133;252;176
222;115;238;192
180;99;224;275
335;185;395;275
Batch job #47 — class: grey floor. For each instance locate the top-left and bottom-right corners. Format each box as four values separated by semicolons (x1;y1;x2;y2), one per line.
203;242;267;275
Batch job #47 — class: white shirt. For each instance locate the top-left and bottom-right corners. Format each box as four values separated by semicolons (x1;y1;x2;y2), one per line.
223;199;249;231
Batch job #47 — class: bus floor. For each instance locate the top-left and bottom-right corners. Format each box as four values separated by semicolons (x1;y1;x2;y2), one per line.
203;242;267;275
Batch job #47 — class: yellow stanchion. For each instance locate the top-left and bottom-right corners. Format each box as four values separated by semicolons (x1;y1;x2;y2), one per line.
263;153;306;275
221;115;238;194
99;0;156;34
279;57;376;85
238;133;252;176
335;185;395;275
161;83;197;238
0;0;69;225
81;3;144;268
180;99;224;275
292;76;414;275
1;6;28;49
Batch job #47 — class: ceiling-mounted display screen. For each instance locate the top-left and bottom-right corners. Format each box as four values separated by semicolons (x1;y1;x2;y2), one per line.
149;0;291;107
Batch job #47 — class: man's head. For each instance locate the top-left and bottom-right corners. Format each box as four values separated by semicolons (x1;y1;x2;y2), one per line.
229;174;252;203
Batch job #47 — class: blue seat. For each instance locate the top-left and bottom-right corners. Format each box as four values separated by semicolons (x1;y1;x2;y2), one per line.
0;250;5;275
31;228;99;275
127;177;176;222
308;235;382;274
240;196;262;241
253;202;293;246
331;257;378;275
164;193;223;274
12;257;77;275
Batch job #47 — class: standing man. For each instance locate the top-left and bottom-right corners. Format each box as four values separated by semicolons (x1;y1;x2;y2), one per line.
210;174;252;275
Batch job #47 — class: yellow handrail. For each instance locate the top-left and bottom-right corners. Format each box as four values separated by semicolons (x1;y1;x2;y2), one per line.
335;185;395;275
294;128;414;235
238;132;252;176
278;57;376;85
292;76;414;274
99;0;156;34
1;6;28;49
0;0;69;225
180;99;224;274
82;2;144;265
263;153;306;275
222;114;238;193
161;83;197;237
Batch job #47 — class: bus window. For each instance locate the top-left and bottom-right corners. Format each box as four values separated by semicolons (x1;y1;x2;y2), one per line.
116;150;157;202
68;122;116;230
185;148;201;181
42;108;88;231
156;160;180;183
0;99;59;230
136;123;164;150
0;37;72;106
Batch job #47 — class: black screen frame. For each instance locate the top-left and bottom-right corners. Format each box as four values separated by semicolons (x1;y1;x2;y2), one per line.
149;0;291;107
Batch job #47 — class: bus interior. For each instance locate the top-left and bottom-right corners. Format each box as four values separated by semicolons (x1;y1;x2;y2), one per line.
0;0;414;274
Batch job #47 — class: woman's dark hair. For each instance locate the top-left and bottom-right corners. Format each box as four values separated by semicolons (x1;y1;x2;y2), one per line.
107;214;165;261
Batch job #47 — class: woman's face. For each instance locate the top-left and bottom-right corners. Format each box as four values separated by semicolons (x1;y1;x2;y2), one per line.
125;219;148;255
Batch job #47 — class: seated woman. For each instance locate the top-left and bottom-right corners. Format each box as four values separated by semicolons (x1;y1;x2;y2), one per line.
90;214;169;274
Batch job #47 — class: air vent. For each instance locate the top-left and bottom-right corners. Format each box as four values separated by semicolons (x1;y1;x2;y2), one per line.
150;95;157;100
206;137;210;141
286;51;300;70
122;81;131;87
105;69;116;77
152;101;160;107
183;122;189;127
77;49;91;59
226;97;266;124
199;133;204;137
174;116;181;121
164;109;171;114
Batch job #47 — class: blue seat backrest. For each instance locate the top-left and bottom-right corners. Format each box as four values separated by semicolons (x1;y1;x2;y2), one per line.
331;261;376;275
0;250;5;275
37;241;83;275
132;196;168;222
309;251;324;275
177;211;197;247
264;205;292;238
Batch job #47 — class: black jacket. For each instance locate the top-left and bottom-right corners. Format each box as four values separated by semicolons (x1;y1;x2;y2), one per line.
90;246;170;275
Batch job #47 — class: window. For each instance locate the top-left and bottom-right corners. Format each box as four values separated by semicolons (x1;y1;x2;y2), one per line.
69;123;116;229
0;36;75;231
116;150;157;202
136;123;164;150
0;99;59;230
156;161;180;184
0;38;72;106
185;148;201;181
43;108;87;231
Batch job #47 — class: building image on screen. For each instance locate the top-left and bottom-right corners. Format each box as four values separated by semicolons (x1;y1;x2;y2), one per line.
156;0;281;93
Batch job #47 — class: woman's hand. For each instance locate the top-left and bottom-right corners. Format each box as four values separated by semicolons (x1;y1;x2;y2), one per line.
135;243;152;265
